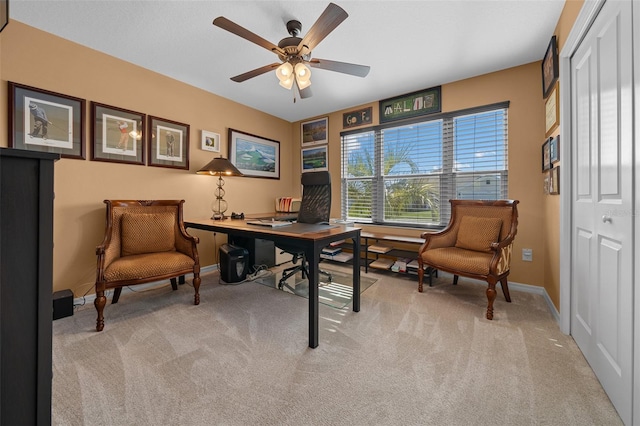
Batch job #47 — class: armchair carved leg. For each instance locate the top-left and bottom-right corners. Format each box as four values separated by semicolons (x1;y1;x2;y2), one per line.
95;290;107;332
418;266;424;292
486;278;497;320
193;273;201;305
500;277;512;302
112;287;123;304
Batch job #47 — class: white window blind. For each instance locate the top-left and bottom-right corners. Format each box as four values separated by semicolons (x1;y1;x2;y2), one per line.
341;102;509;227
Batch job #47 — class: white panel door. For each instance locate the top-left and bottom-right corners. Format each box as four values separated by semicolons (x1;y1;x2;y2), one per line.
570;1;633;424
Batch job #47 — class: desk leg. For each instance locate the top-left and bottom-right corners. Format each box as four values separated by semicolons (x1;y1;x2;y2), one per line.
352;236;361;312
306;244;320;349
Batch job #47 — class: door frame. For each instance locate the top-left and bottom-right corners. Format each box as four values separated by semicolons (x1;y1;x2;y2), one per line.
558;0;605;335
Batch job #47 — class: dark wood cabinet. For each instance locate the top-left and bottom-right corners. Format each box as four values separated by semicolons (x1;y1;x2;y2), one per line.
0;148;58;425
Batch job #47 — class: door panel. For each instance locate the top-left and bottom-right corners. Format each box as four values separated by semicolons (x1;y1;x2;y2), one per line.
571;1;633;424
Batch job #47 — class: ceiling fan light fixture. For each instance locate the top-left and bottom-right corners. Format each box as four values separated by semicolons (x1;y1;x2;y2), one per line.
279;76;294;90
296;76;311;90
294;63;311;80
276;62;293;81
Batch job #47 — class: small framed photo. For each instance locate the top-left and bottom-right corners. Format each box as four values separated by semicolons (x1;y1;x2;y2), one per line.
9;82;86;159
301;117;328;146
542;35;559;99
550;166;560;195
545;83;559;137
542;138;551;171
201;130;220;152
549;134;560;164
91;102;145;165
301;145;328;173
148;116;189;170
543;171;550;195
228;128;280;179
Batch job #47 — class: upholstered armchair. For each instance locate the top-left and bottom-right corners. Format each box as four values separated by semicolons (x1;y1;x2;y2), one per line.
417;199;519;320
94;200;201;331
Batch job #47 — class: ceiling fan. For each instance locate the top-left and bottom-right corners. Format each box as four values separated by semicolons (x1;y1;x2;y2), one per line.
212;2;370;99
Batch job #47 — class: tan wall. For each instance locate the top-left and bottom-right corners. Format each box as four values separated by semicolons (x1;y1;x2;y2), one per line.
1;22;295;297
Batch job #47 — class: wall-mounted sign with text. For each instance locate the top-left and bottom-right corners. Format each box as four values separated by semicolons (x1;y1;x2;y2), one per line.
379;86;441;123
342;107;373;129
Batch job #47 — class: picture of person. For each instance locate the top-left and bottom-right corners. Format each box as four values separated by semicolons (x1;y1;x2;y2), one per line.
166;131;175;157
116;120;130;150
28;102;49;139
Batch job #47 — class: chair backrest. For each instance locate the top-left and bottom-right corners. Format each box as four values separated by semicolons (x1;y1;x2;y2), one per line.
102;200;186;259
449;199;519;242
297;171;331;224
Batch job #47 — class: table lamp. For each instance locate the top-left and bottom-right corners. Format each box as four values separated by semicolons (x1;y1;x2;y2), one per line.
197;156;243;219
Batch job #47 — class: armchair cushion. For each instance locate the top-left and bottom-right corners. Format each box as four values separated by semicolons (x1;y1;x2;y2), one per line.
422;247;493;275
455;216;502;253
104;251;195;282
121;212;176;256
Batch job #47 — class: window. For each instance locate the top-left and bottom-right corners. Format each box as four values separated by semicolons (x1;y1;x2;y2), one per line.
341;102;509;227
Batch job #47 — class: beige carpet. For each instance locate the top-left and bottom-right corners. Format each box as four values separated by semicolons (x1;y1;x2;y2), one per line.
52;266;622;425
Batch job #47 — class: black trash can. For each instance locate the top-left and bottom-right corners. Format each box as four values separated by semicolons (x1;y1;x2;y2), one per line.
219;243;249;283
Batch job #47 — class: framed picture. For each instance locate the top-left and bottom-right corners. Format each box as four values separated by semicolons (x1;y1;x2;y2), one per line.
542;138;551;171
380;86;441;123
549;135;560;164
148;116;189;170
550;166;560;195
301;117;328;146
91;102;145;165
228;128;280;179
545;83;559;137
8;82;86;159
0;0;8;33
542;35;559;99
201;130;220;152
543;171;550;195
301;145;328;173
343;107;372;129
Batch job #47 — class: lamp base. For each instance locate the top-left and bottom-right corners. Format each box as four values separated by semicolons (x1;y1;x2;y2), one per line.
212;213;225;220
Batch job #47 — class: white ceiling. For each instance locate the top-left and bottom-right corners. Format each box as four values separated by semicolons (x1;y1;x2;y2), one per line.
10;0;566;122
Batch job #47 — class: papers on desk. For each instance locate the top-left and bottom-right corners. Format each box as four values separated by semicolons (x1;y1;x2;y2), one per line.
246;219;292;228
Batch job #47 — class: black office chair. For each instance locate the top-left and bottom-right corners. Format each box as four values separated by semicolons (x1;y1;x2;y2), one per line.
277;171;333;292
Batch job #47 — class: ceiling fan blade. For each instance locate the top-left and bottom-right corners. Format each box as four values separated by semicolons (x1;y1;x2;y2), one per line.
299;84;313;99
309;58;370;77
230;63;281;82
297;3;348;54
213;17;285;57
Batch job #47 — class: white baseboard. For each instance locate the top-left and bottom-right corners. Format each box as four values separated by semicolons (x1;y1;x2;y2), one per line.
435;272;561;325
75;264;218;307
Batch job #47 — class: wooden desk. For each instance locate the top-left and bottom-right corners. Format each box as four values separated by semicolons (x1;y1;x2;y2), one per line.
185;218;361;348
